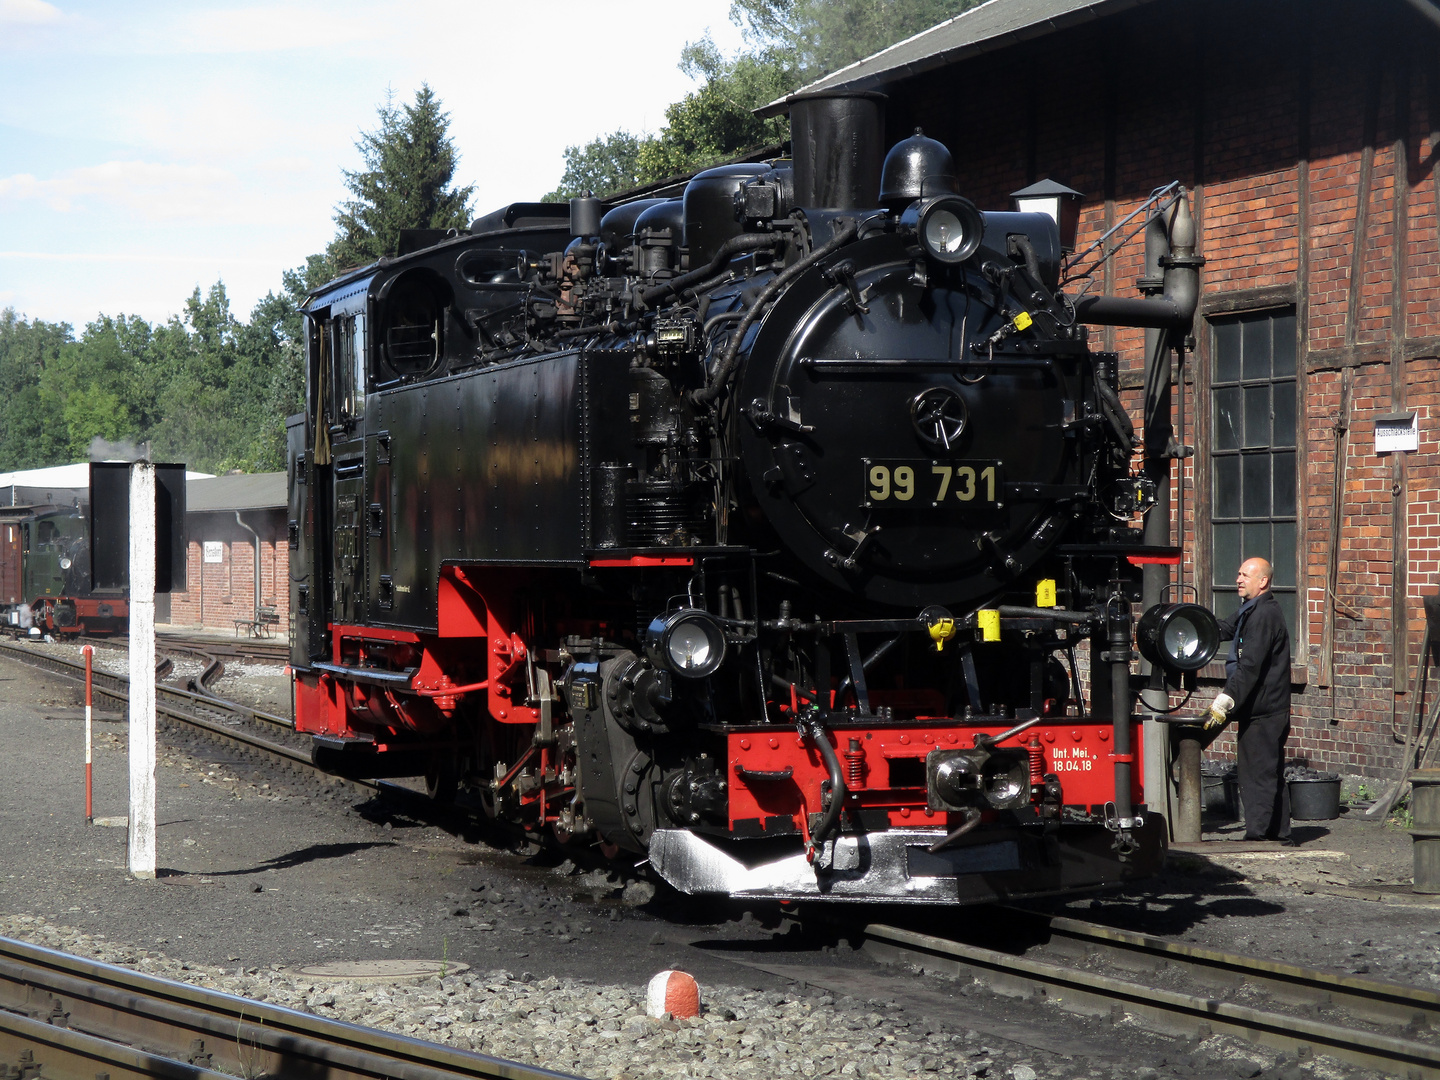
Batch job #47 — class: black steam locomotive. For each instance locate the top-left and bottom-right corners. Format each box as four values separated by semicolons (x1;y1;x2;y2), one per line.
288;94;1209;903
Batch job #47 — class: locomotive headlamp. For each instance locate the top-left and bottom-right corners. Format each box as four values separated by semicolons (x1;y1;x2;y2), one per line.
1137;602;1220;673
646;609;726;678
903;195;984;266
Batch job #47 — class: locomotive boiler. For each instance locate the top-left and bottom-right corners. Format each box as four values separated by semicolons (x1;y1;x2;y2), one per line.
288;93;1210;903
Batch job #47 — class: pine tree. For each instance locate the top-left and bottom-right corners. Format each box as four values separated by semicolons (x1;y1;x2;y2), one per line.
328;85;476;270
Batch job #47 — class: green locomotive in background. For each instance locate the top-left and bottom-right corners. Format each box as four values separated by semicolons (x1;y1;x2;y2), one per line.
0;505;127;635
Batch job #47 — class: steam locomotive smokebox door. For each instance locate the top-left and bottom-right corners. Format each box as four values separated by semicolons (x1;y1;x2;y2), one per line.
735;231;1081;609
89;462;187;593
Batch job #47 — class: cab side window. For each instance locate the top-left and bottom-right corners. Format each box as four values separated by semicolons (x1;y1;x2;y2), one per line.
330;314;366;422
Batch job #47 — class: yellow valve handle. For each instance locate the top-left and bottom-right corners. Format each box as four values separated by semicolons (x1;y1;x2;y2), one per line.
928;617;957;651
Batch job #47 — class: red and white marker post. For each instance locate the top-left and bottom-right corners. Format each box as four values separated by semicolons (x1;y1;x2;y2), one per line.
646;970;701;1019
82;643;93;824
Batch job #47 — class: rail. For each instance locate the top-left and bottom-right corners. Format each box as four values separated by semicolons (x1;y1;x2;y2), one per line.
856;914;1440;1079
0;639;293;730
0;933;582;1080
0;640;322;790
0;639;461;819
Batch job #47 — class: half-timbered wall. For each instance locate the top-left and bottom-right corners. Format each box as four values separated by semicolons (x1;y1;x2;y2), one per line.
872;0;1440;776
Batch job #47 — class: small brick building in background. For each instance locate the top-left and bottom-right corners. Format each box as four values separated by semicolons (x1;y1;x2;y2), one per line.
795;0;1440;778
166;473;288;634
0;465;289;634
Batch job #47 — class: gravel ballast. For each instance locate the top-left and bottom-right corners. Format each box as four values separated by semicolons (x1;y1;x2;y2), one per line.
0;640;1430;1080
0;913;1350;1080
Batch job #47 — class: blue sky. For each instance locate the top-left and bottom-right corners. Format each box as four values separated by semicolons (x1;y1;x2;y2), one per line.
0;0;747;330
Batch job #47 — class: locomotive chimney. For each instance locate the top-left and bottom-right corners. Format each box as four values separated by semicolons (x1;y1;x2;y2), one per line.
785;91;886;210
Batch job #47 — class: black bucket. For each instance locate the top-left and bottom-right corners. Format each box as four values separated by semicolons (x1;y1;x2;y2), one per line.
1412;768;1440;894
1202;773;1238;819
1202;763;1238;820
1288;773;1341;820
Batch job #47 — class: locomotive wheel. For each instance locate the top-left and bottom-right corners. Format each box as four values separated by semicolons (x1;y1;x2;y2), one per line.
424;758;458;805
476;780;499;821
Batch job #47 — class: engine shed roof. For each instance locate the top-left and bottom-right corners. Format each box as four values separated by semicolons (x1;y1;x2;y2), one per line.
186;472;286;513
757;0;1154;111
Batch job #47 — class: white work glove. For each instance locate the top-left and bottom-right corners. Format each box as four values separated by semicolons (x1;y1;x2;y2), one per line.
1204;692;1235;733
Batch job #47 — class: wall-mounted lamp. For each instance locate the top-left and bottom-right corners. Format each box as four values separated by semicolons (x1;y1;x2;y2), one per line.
1010;179;1085;254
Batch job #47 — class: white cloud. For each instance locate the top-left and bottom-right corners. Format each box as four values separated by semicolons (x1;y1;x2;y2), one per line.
173;3;385;54
0;0;751;326
0;250;279;266
0;160;249;222
0;0;62;26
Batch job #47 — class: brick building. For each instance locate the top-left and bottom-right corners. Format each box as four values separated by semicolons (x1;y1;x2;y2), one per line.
789;0;1440;777
168;473;288;634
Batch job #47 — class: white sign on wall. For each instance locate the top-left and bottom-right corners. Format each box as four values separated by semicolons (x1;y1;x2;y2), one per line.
1376;412;1418;454
202;541;224;564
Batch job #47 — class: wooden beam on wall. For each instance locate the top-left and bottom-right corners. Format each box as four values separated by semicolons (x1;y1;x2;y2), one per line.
1323;28;1382;687
1296;7;1313;675
1102;34;1118;355
1200;283;1298;316
1391;30;1412;713
1321;368;1353;688
1346;52;1380;353
1191;5;1211;609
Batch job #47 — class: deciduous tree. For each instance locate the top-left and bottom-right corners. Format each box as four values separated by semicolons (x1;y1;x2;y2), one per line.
545;0;978;200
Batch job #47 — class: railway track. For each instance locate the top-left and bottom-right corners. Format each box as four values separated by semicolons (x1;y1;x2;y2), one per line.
0;933;581;1080
153;631;290;666
0;638;369;810
852;910;1440;1078
0;638;576;1078
0;638;467;826
9;636;1439;1076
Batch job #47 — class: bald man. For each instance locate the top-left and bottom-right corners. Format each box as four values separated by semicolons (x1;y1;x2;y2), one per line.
1206;557;1294;843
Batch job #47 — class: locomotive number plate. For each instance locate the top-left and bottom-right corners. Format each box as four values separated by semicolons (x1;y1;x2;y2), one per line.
862;459;1003;508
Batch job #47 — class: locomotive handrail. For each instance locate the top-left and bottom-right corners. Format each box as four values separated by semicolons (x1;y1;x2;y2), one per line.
310;660;416;688
798;356;1056;372
994;605;1093;624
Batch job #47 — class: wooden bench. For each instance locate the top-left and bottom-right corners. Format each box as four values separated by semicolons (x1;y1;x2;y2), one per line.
234;605;281;639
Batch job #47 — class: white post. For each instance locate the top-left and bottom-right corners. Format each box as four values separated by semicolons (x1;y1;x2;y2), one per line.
128;461;157;879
